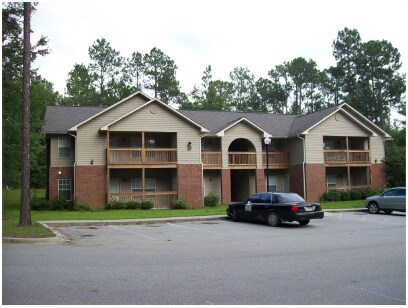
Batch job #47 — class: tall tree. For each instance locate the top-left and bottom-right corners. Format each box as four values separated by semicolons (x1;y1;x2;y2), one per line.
268;63;292;114
229;67;255;111
20;1;32;226
3;2;51;189
127;51;144;91
332;27;362;107
143;47;181;104
64;63;95;105
88;38;124;105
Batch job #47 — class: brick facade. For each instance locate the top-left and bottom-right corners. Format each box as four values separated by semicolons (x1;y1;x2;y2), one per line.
371;163;387;189
221;169;231;204
48;167;74;201
177;164;203;208
75;165;107;209
256;169;265;192
305;164;326;201
289;164;304;198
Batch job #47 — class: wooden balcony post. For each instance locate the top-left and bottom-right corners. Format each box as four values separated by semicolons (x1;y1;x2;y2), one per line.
142;168;145;202
141;132;145;163
107;130;110;164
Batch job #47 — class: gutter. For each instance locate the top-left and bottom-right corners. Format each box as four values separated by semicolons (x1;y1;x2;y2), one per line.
297;135;307;200
68;133;77;201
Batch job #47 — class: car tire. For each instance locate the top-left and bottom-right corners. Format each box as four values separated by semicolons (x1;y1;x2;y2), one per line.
368;202;380;214
298;219;310;226
232;209;240;222
384;210;393;214
267;212;281;227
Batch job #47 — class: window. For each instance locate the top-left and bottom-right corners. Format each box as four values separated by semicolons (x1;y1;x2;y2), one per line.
383;189;397;197
260;193;272;203
58;179;71;201
396;189;406;196
267;176;277;192
58;136;71;158
326;175;336;188
131;178;156;192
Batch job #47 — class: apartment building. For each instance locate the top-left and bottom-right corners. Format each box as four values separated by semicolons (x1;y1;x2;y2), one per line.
43;91;390;208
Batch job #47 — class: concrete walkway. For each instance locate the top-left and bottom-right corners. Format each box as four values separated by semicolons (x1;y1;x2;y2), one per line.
3;209;367;244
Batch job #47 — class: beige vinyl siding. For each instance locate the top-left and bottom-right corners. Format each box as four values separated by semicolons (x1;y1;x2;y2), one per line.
203;170;221;198
109;102;202;164
50;136;74;167
370;136;386;163
306;111;371;163
76;95;149;165
221;122;263;168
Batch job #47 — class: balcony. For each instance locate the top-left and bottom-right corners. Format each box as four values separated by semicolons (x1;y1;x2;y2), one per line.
108;148;177;166
202;151;222;168
324;150;370;165
228;152;257;168
263;152;290;168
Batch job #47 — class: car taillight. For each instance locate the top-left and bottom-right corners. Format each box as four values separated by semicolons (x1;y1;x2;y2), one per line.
290;205;299;213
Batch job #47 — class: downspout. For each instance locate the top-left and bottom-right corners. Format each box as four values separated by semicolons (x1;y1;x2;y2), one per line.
297;135;307;200
68;133;77;201
199;132;208;205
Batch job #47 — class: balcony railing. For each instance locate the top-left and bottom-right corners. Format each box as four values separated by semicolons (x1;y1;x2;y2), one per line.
108;148;177;165
324;150;370;164
262;152;290;168
109;192;177;209
229;152;257;166
202;151;222;168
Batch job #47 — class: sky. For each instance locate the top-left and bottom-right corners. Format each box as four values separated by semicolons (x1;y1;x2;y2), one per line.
31;0;407;97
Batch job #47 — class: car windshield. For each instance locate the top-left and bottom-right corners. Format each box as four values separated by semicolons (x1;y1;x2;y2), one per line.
276;193;304;203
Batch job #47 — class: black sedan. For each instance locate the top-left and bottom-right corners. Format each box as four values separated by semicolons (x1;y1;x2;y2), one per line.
227;192;324;226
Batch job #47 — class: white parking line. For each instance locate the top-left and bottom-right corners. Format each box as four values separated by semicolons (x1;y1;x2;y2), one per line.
109;225;157;240
360;217;367;221
346;285;405;303
380;219;389;225
166;223;224;235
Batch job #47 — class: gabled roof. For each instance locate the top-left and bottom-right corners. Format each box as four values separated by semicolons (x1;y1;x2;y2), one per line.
214;117;272;137
68;91;151;131
43;105;105;134
179;110;297;137
100;98;209;133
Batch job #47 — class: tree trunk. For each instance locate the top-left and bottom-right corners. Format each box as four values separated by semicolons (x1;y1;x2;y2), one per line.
19;2;32;226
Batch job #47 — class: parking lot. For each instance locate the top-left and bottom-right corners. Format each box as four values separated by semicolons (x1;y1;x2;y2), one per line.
3;212;406;305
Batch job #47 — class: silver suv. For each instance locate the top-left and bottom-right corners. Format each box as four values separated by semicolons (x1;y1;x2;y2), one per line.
365;187;406;214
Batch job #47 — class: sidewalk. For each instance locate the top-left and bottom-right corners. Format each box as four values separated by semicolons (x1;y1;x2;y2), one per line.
3;209;367;244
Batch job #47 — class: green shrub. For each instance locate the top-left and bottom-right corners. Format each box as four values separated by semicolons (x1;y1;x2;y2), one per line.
171;199;188;209
126;201;141;209
49;196;71;211
30;196;49;211
106;199;127;210
321;189;341;201
140;201;154;210
340;190;351;201
204;193;219;207
349;189;363;200
74;202;92;212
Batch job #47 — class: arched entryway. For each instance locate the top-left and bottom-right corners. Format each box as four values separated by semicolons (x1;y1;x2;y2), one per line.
228;138;257;202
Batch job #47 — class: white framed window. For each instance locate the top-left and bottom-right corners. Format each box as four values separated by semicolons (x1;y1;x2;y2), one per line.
58;179;72;201
58;136;71;158
267;176;277;192
131;178;156;192
326;175;336;188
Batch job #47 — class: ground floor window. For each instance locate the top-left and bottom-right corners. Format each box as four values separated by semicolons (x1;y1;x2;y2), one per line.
326;175;336;188
131;178;156;192
58;179;71;201
267;176;277;192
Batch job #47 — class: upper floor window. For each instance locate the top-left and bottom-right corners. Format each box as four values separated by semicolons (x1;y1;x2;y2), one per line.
58;136;71;158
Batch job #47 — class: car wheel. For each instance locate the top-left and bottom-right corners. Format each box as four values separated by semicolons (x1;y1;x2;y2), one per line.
368;202;380;214
298;219;310;226
384;210;393;214
267;212;281;227
232;209;240;222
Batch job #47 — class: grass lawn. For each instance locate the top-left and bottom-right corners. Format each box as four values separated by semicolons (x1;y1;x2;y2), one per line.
2;189;365;238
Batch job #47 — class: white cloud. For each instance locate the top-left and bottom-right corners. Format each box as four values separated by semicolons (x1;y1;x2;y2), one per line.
31;0;407;96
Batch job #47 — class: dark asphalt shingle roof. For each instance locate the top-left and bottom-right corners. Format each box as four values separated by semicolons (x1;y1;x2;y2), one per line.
43;105;105;133
43;104;343;137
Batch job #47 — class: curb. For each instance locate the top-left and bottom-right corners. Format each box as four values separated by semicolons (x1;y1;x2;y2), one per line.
3;210;368;244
